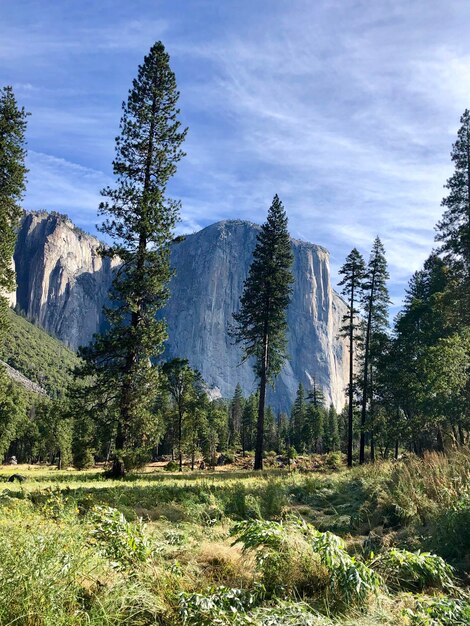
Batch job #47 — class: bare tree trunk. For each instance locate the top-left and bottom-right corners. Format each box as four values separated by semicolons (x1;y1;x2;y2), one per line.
255;331;269;470
347;283;355;468
360;262;377;464
178;408;183;472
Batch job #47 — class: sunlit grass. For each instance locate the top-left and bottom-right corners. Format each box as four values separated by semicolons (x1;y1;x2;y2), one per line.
0;450;469;625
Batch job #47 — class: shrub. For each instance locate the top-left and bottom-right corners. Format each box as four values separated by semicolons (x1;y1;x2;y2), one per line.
165;460;180;471
380;450;470;526
308;528;381;607
73;445;95;470
405;595;470;626
89;506;153;569
223;451;235;464
232;519;381;609
179;591;330;626
179;586;258;626
225;485;262;519
324;452;342;470
259;480;288;519
370;548;456;593
430;493;470;562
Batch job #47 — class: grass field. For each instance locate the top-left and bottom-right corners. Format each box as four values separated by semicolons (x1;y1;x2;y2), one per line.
0;451;469;625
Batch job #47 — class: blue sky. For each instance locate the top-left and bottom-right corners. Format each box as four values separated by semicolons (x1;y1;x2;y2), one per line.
2;1;470;313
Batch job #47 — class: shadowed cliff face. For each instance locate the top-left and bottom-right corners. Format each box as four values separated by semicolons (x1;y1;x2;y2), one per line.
13;212;348;412
14;212;118;350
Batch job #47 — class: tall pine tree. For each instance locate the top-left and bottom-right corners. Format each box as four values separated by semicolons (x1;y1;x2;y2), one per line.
338;248;365;467
435;109;470;326
232;195;294;469
78;42;187;477
359;237;390;463
0;86;29;454
0;86;28;343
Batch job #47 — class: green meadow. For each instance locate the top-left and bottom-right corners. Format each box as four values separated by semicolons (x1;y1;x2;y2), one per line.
0;450;469;625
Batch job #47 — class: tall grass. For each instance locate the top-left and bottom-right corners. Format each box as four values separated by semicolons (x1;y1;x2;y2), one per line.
0;449;469;625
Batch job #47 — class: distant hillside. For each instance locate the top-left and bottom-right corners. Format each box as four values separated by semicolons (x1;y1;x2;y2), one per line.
1;308;80;397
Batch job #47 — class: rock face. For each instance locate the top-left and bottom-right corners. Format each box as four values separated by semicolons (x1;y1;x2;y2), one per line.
14;212;118;350
13;212;349;412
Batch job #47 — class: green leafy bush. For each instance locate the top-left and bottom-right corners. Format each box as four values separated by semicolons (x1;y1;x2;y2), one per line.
430;494;470;561
308;528;381;606
324;451;342;470
165;460;180;471
89;506;153;569
370;548;456;592
179;588;329;626
232;519;381;609
405;595;470;626
179;586;258;626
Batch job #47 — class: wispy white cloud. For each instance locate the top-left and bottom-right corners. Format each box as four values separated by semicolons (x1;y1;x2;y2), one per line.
24;151;113;229
2;0;469;314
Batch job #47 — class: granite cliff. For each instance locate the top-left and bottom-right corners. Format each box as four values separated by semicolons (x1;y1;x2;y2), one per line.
13;212;349;412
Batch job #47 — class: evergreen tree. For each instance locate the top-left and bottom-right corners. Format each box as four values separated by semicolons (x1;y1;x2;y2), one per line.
264;406;277;452
77;43;187;477
0;86;28;344
241;392;257;456
359;237;390;463
435;109;470;326
338;248;365;467
202;399;227;467
377;254;469;453
304;379;325;452
231;195;294;469
0;380;27;463
162;358;202;471
0;86;28;463
290;382;306;452
277;412;290;454
35;398;73;469
183;381;207;470
228;383;244;448
305;401;324;453
307;377;325;408
324;404;340;452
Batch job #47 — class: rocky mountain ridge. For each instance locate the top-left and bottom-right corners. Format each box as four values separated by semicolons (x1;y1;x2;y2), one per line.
12;211;349;412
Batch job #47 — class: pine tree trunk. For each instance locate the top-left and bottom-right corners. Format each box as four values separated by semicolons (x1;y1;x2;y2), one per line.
178;407;183;472
436;426;444;452
347;283;355;468
360;263;377;464
370;364;375;462
255;332;269;470
110;419;126;478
